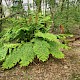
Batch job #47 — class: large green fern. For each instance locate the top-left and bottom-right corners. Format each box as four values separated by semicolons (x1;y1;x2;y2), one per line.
0;14;69;69
0;31;69;69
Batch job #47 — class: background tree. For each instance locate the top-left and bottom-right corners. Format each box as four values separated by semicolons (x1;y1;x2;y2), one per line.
33;0;42;12
48;0;56;21
0;0;2;32
61;0;65;12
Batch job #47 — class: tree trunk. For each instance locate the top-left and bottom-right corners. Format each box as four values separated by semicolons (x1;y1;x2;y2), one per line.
34;0;42;13
61;0;65;12
48;0;55;21
77;0;80;11
45;0;47;16
0;0;2;32
19;0;23;9
66;0;69;20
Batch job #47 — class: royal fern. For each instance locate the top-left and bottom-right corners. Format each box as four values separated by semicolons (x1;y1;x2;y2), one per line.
1;31;68;69
33;39;50;62
2;43;35;69
0;14;69;69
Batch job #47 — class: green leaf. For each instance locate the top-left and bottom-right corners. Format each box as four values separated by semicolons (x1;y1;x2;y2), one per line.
2;43;35;69
2;48;21;69
43;16;51;22
4;43;20;48
19;43;35;67
33;39;50;62
0;46;8;62
49;42;64;59
35;31;59;43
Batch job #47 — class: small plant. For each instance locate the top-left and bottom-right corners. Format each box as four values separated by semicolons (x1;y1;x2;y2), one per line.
0;13;68;69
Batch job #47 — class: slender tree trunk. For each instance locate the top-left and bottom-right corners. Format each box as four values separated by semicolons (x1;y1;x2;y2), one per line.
61;0;65;12
19;0;23;9
77;0;80;11
38;0;42;12
48;0;55;32
48;0;55;21
34;0;42;13
43;0;47;16
33;0;35;11
66;0;70;33
27;0;30;15
66;0;69;20
0;0;2;32
43;0;45;15
45;0;47;16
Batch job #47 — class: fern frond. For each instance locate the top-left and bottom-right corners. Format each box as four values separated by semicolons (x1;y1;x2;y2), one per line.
16;27;29;33
19;43;35;67
33;39;50;62
2;43;35;69
2;48;21;69
49;41;64;59
56;34;73;41
0;46;8;61
35;32;59;43
4;43;20;48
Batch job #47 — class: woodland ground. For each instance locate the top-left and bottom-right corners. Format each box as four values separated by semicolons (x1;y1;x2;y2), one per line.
0;36;80;80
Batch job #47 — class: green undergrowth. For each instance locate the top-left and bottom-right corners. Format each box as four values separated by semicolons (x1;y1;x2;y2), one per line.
0;13;69;69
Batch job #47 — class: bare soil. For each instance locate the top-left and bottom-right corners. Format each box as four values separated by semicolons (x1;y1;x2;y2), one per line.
0;40;80;80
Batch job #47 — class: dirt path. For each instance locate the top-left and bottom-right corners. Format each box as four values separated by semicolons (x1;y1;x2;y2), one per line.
0;40;80;80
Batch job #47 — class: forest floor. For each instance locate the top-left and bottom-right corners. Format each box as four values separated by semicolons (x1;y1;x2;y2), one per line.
0;37;80;80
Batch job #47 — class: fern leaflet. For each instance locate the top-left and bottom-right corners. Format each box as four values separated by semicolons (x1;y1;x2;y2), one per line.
49;41;64;58
2;48;21;69
35;31;59;43
0;46;8;61
19;43;35;67
2;43;35;69
33;39;50;62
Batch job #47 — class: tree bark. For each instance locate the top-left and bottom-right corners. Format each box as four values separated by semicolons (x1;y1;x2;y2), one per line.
66;0;69;20
48;0;55;21
61;0;65;12
34;0;42;12
0;0;2;32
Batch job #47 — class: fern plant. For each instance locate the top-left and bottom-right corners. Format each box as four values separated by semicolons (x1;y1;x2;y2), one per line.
0;13;68;69
0;31;68;69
